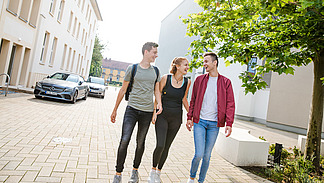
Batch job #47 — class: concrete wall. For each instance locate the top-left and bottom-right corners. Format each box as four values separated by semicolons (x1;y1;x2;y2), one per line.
156;0;202;76
266;63;324;135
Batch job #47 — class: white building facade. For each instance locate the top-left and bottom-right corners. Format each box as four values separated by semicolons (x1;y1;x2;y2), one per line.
156;0;322;136
0;0;102;88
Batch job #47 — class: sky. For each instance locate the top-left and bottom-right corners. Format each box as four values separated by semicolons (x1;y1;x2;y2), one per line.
96;0;183;64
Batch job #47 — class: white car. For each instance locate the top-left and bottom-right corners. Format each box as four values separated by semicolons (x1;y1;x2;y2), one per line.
86;76;106;98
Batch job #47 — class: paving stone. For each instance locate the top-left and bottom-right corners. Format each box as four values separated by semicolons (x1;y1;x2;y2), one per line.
0;90;283;183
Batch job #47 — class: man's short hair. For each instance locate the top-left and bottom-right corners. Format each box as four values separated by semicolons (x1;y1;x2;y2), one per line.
203;52;218;67
142;42;159;55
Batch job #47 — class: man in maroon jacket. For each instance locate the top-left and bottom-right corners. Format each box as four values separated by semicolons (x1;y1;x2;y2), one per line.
186;52;235;183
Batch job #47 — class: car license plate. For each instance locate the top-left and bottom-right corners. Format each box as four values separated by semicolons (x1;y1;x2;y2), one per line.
46;91;57;95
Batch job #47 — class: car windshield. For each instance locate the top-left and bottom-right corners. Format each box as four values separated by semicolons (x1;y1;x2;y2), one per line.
89;77;104;85
50;73;79;83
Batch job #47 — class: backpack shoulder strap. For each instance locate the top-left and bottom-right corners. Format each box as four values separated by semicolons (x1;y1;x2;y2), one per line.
130;64;138;83
183;77;188;90
153;66;159;84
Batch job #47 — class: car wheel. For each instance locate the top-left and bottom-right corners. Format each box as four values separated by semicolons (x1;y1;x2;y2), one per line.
83;90;88;100
72;91;78;104
35;95;42;99
101;91;105;99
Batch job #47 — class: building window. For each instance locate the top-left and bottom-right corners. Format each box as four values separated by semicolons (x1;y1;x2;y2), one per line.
7;0;19;16
81;29;85;44
76;22;81;39
57;0;64;22
66;47;72;70
88;10;91;23
67;11;73;32
60;44;67;69
247;57;257;75
19;0;32;22
84;33;87;45
49;0;57;15
76;54;81;73
70;50;76;71
110;70;113;74
72;17;77;36
40;32;50;64
49;37;58;66
81;0;85;12
86;5;89;20
84;46;88;59
89;24;92;37
29;0;41;28
80;56;83;73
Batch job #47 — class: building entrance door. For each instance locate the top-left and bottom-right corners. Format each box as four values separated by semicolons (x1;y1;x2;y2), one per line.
6;45;17;83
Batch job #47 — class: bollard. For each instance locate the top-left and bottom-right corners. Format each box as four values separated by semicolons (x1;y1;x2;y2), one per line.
274;143;283;165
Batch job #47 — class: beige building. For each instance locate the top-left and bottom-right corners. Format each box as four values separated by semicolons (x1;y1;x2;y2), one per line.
101;58;132;84
0;0;102;88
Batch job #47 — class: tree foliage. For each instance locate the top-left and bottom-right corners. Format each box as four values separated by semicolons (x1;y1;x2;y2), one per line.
183;0;324;172
183;0;323;93
89;35;105;77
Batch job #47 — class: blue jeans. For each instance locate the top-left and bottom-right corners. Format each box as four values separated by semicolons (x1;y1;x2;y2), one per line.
189;119;220;183
115;106;153;173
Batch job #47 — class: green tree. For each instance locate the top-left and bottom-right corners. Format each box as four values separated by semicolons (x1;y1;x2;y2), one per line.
90;35;105;77
183;0;324;172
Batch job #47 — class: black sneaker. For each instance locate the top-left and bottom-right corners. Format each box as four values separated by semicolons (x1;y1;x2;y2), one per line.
128;169;139;183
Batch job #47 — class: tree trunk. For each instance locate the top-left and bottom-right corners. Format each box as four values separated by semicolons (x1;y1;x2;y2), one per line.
305;49;324;174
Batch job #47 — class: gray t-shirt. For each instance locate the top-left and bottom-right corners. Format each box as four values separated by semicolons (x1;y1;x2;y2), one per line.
124;64;161;112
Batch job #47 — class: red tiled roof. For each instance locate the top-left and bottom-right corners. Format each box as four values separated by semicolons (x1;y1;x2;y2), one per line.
102;58;132;71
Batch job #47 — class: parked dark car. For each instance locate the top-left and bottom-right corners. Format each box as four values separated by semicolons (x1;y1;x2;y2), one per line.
34;72;89;103
85;76;106;98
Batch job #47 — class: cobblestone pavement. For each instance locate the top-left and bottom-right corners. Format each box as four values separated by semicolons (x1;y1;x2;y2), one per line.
0;88;274;183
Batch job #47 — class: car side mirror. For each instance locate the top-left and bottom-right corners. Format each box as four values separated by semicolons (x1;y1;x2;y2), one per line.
78;81;83;85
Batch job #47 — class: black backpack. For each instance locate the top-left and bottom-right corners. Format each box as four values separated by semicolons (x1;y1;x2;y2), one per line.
125;64;159;101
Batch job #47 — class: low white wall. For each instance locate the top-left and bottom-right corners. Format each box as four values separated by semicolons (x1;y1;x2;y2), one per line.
215;127;269;166
297;135;324;156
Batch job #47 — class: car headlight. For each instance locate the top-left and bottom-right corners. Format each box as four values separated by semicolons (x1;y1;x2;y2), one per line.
36;82;42;88
64;88;73;92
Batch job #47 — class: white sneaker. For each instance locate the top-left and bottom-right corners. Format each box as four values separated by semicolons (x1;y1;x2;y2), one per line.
129;169;139;183
155;170;161;183
113;175;122;183
187;178;194;183
147;169;156;183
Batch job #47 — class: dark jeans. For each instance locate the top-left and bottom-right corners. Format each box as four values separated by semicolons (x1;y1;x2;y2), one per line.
115;106;153;173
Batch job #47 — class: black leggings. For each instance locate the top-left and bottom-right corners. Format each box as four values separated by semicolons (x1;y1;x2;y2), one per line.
153;110;182;170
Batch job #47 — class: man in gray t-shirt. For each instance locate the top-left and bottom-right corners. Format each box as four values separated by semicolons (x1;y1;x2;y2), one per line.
124;64;161;112
110;42;162;183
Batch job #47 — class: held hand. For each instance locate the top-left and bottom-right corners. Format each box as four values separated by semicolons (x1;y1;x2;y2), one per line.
156;103;163;115
151;112;157;124
110;110;117;123
186;120;193;131
225;126;232;137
